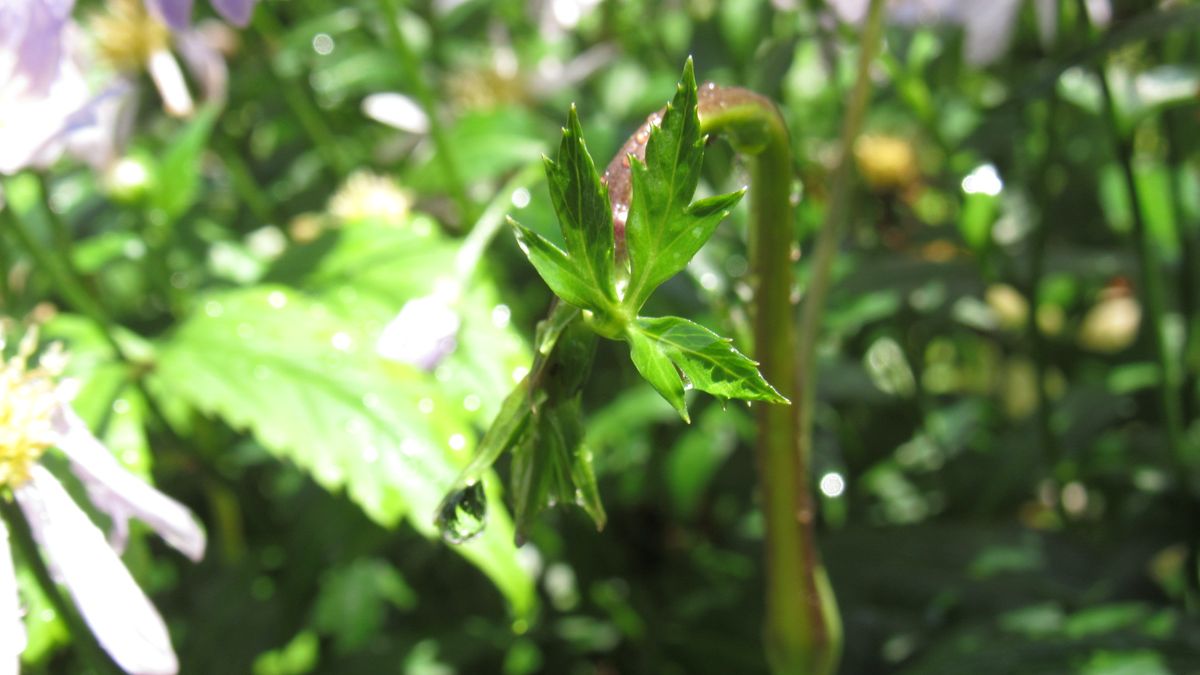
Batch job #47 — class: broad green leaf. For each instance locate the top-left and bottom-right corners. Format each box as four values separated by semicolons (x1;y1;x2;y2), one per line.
510;216;612;313
271;218;530;423
627;327;689;422
624;58;744;311
150;105;219;219
543;106;617;303
154;286;534;619
632;315;788;405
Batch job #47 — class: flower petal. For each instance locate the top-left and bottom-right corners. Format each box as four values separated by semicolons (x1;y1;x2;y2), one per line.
15;466;178;675
375;294;461;370
143;0;193;31
174;24;228;106
147;49;194;118
52;404;206;562
209;0;256;27
0;519;24;675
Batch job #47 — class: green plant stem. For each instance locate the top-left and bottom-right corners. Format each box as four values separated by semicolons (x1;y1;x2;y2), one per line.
694;56;885;675
1;202;123;354
376;0;474;226
455;163;542;283
215;134;277;226
780;3;885;666
1;501;122;675
252;8;353;178
1085;28;1187;484
0;231;11;308
1027;96;1063;481
1163;111;1200;423
36;175;75;260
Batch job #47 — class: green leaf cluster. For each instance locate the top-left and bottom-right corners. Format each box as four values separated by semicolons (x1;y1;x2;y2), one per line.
510;59;786;421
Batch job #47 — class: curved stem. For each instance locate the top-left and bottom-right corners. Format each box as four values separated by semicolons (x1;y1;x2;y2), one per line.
699;90;842;675
599;76;859;675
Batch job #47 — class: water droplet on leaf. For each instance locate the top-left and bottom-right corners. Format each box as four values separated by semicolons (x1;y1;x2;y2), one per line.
436;482;488;544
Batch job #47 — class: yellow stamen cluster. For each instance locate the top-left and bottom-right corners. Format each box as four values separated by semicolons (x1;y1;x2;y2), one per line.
0;327;65;488
328;171;412;226
91;0;171;72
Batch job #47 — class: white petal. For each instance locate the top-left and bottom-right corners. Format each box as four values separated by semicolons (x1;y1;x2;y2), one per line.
961;0;1022;66
174;25;228;106
147;49;193;118
15;466;178;675
375;294;460;370
361;92;429;134
52;404;206;562
0;519;23;675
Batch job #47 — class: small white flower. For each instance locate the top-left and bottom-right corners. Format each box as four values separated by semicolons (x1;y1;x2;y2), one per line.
0;325;205;674
376;286;462;371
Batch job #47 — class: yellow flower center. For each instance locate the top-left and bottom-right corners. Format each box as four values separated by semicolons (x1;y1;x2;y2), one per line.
328;172;412;226
91;0;172;72
0;328;64;488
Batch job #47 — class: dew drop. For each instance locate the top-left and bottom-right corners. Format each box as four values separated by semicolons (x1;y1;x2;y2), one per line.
435;481;488;544
612;203;629;225
448;433;467;451
331;331;354;351
463;394;481;411
267;291;287;309
491;304;512;329
511;188;531;209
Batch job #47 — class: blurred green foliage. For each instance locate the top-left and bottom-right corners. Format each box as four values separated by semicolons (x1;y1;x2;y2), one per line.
4;0;1200;673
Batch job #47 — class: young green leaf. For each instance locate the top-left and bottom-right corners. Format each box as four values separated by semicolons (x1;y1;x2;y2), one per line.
632;316;788;405
543;105;617;303
509;216;612;313
627;328;690;422
623;58;745;311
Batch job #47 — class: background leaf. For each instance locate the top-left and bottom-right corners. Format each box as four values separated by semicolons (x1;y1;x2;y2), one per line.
153;286;534;619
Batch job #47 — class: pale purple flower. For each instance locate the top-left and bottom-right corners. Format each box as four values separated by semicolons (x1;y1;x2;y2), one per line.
0;0;90;174
143;0;257;30
0;327;205;674
826;0;1112;65
376;293;462;370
